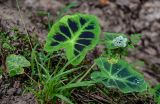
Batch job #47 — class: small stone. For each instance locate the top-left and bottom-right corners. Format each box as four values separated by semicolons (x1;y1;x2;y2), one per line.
90;8;103;17
7;88;16;95
116;0;130;6
16;88;22;95
13;81;20;89
143;39;150;47
144;47;157;56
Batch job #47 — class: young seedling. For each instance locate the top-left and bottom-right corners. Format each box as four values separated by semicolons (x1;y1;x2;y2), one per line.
104;32;128;49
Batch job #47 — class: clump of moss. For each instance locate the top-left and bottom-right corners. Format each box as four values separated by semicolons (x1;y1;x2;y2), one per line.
1;29;39;55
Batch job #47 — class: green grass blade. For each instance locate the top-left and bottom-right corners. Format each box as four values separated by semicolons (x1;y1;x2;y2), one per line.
58;81;95;90
55;94;73;104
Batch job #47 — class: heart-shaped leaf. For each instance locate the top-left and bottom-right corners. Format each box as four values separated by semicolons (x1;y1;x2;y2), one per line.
91;57;148;93
6;54;30;77
44;13;101;65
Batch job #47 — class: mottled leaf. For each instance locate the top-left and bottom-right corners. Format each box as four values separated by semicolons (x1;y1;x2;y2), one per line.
6;54;30;77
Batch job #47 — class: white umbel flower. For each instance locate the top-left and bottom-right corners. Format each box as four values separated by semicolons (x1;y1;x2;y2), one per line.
113;36;128;47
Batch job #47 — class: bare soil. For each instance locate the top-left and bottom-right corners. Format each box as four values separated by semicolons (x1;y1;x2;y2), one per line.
0;0;160;104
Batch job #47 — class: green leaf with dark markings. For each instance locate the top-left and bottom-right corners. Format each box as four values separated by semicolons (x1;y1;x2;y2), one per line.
6;54;30;77
44;13;101;65
91;57;148;93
